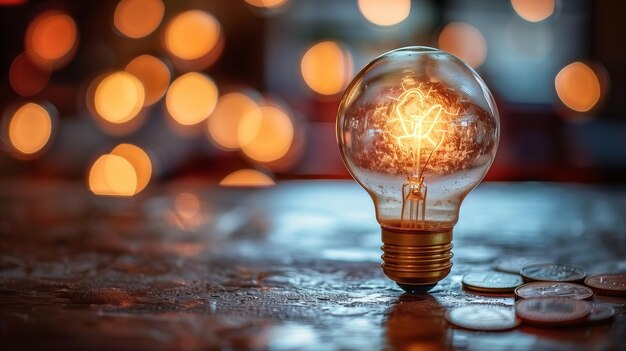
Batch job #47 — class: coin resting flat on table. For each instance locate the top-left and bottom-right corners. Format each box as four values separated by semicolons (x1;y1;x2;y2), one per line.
462;271;523;292
445;305;520;331
584;273;626;296
520;264;586;283
514;282;594;300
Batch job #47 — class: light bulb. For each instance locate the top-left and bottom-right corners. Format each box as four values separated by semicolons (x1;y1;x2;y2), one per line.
337;47;499;292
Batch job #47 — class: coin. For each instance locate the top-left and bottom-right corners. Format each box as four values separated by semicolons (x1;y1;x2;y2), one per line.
445;305;520;331
515;298;591;326
493;256;553;274
587;303;615;323
462;272;523;292
584;273;626;296
520;264;586;282
514;282;594;300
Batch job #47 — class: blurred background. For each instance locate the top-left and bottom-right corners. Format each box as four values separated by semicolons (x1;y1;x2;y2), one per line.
1;0;625;196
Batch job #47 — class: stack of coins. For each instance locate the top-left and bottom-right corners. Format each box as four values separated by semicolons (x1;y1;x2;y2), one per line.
446;257;625;330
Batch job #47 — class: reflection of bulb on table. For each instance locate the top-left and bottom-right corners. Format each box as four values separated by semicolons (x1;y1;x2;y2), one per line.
385;294;449;349
337;47;499;292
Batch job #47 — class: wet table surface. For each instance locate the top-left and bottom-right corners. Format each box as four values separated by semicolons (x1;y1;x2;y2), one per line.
1;180;625;350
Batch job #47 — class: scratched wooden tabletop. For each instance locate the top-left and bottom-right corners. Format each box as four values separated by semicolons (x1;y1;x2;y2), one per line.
0;180;625;350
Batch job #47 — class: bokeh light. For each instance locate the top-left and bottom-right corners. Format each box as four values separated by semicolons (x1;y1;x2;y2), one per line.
7;102;53;156
207;91;260;150
239;104;294;163
125;55;170;106
164;10;221;61
167;192;213;232
94;71;145;124
88;154;137;196
166;192;208;232
220;169;275;187
174;192;201;220
301;41;353;96
555;61;602;113
166;72;218;126
244;0;289;9
110;144;152;194
511;0;555;22
9;52;50;97
25;10;78;69
438;22;487;69
114;0;164;39
357;0;410;27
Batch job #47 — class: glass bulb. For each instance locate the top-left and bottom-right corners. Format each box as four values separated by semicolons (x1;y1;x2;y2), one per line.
337;47;499;292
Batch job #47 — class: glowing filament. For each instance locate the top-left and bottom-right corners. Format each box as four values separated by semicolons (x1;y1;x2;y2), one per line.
386;84;458;228
387;85;457;175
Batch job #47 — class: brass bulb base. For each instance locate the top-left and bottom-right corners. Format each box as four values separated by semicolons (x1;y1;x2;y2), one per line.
381;225;453;293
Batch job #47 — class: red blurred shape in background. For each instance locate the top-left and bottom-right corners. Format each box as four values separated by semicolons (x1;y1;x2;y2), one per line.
9;52;50;96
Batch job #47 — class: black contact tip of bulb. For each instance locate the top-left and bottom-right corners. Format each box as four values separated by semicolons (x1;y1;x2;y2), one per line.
397;283;437;294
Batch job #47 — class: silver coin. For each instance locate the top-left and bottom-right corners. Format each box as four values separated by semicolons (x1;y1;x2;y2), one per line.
520;264;586;282
514;282;594;300
445;305;520;331
462;272;523;292
587;303;615;323
493;256;553;274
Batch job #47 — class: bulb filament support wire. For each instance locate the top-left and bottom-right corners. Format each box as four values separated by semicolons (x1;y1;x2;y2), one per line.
386;82;458;228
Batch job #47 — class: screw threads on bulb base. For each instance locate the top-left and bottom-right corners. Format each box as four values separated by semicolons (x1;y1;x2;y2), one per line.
381;226;453;291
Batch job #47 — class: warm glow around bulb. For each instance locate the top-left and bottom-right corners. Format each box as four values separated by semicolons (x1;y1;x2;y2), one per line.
555;62;601;113
8;102;52;155
114;0;164;39
244;0;289;9
207;92;259;150
166;72;218;126
511;0;555;22
94;72;145;124
110;144;152;194
125;55;170;106
438;22;487;69
387;87;455;151
239;105;294;162
381;83;460;199
358;0;410;26
25;11;77;68
88;154;137;196
219;169;275;187
164;10;221;61
348;79;485;181
301;41;353;95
